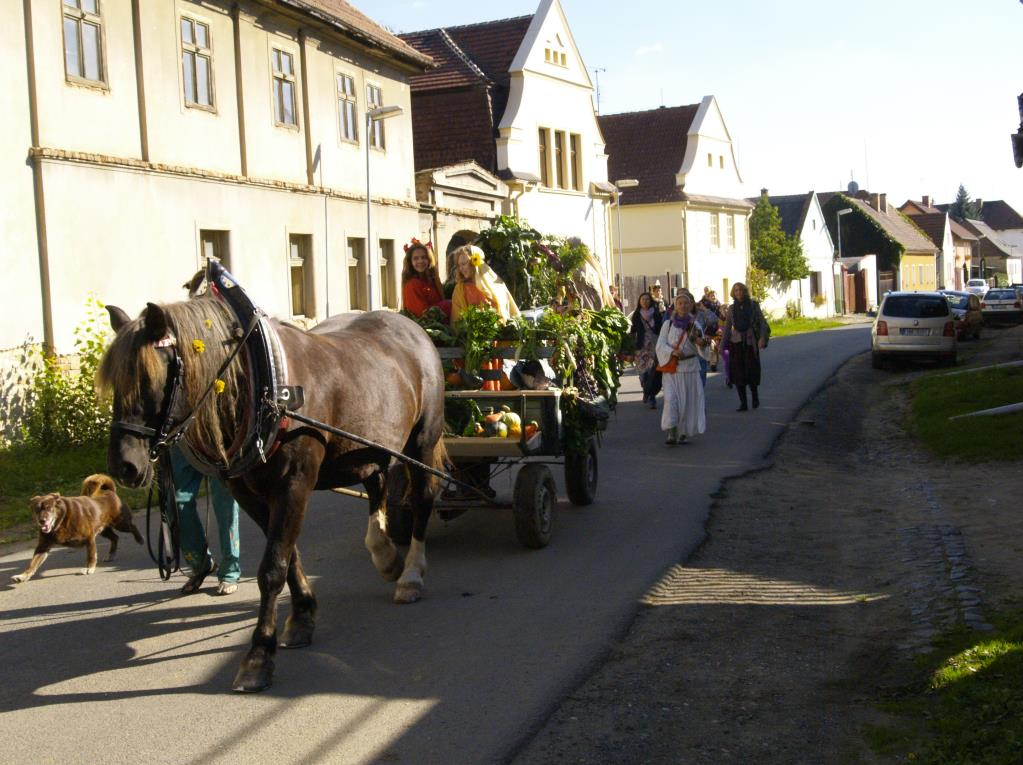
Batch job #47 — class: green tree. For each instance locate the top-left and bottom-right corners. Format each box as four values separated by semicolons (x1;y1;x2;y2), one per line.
749;192;810;282
948;183;981;220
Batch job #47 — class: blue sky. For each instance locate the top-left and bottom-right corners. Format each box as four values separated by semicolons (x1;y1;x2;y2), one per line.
373;0;1022;215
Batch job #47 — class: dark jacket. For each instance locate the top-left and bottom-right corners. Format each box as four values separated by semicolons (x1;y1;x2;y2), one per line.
630;307;664;347
722;300;770;354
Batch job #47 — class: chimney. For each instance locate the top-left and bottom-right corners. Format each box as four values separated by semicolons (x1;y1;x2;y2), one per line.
880;193;887;213
922;195;931;208
761;187;769;198
871;193;882;211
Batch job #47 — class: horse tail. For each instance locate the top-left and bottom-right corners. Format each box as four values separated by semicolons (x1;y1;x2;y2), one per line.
82;473;116;497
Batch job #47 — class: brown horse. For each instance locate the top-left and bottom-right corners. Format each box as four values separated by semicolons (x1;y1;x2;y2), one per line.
98;298;446;692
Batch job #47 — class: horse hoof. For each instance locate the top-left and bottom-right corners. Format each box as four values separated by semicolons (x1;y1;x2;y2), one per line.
380;555;404;582
232;660;275;693
393;583;422;604
279;618;314;649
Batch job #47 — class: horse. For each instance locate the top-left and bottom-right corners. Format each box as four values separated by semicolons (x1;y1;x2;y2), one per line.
98;297;447;692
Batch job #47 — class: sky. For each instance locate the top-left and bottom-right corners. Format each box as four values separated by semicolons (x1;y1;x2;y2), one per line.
371;0;1023;215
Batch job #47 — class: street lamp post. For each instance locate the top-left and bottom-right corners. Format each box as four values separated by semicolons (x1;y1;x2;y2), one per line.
365;104;404;309
836;207;852;314
613;178;639;301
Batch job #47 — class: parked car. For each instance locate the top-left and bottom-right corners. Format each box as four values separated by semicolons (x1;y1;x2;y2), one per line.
940;290;983;340
871;291;957;368
965;278;989;295
979;288;1023;324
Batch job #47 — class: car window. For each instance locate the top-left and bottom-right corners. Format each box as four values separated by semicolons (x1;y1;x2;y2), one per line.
882;295;949;318
967;280;985;286
986;290;1014;300
944;294;969;309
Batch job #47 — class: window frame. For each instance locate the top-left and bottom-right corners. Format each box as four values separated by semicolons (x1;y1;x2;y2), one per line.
538;127;550;187
288;234;315;319
554;131;566;189
180;15;215;111
62;0;107;89
710;213;720;248
726;214;736;249
347;237;367;311
367;83;386;150
336;71;359;144
271;46;299;129
569;133;581;191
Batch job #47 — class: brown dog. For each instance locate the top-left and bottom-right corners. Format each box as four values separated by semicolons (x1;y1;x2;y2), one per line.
12;474;144;583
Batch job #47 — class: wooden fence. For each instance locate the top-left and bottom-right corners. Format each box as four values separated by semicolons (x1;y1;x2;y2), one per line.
619;273;686;312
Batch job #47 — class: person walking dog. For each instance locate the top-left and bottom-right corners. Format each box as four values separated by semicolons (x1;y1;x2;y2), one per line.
721;282;771;411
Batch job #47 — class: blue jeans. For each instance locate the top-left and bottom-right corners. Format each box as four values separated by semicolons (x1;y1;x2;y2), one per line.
169;447;241;583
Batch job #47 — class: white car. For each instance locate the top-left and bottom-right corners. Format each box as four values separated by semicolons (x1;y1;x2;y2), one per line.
965;278;989;296
871;291;957;368
980;288;1023;324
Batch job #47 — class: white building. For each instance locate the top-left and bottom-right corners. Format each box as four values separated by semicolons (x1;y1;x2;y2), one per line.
598;97;752;304
756;191;836;318
4;0;433;358
401;0;614;277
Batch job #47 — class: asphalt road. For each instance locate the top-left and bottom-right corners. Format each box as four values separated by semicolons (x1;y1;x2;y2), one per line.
0;323;869;765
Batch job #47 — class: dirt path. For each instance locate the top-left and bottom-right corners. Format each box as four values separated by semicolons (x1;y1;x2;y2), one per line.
515;327;1023;764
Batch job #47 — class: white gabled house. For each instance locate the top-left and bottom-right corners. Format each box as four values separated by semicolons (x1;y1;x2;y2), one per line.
598;97;752;304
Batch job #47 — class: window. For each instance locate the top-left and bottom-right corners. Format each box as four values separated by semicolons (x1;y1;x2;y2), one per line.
722;278;730;301
538;128;550;187
710;213;720;248
569;133;581;191
181;17;213;108
554;131;566;189
379;239;395;309
337;73;358;142
726;214;736;249
810;271;822;299
199;229;230;270
707;152;713;167
62;0;104;84
289;235;314;317
271;48;297;126
367;84;385;149
719;155;724;169
347;237;366;311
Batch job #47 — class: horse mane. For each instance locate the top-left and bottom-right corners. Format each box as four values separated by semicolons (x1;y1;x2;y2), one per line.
98;297;243;464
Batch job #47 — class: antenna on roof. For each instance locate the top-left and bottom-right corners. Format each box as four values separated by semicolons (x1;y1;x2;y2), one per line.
591;67;606;114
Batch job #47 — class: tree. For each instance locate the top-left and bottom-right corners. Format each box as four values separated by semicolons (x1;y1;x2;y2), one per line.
948;183;981;220
749;192;810;282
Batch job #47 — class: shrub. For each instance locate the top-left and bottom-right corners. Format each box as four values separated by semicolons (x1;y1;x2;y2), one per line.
812;293;828;308
785;300;803;319
746;266;769;302
20;298;112;450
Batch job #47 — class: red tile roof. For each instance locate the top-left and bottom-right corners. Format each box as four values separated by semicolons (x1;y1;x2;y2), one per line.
948;218;977;241
848;198;938;254
279;0;433;69
901;211;947;248
598;105;700;205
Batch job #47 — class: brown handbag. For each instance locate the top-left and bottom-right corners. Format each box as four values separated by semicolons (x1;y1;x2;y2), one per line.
656;324;696;373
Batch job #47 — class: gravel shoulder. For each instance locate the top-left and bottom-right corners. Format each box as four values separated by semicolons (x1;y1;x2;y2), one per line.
514;326;1023;764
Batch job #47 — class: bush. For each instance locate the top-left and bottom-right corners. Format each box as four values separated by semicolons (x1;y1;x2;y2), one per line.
812;293;828;308
746;266;769;302
785;300;803;319
20;298;112;451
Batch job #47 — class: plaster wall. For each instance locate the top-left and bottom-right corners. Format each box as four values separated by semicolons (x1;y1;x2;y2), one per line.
900;253;938;292
685;207;750;298
1;1;44;350
678;97;746;201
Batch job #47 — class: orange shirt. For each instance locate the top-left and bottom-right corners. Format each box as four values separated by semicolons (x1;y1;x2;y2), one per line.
402;277;445;317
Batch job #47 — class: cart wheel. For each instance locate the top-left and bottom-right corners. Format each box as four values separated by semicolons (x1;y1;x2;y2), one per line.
564;438;598;506
384;464;413;546
513;464;555;549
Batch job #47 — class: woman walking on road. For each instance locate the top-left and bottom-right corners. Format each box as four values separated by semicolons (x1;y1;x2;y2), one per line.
630;291;663;408
722;282;771;411
656;292;707;444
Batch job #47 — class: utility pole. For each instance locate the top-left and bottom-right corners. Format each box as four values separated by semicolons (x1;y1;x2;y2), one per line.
593;68;605;114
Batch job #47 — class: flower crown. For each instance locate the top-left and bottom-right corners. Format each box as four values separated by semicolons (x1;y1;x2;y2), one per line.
403;237;432;255
468;245;485;268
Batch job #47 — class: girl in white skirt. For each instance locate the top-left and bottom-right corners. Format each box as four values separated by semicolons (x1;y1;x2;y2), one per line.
655;292;707;444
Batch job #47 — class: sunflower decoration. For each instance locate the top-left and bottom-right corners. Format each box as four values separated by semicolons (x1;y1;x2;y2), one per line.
214;379;226;395
204;319;213;329
192;339;206;354
469;247;484;268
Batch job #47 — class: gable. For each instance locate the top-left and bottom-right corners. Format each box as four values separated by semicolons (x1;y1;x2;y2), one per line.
512;0;592;89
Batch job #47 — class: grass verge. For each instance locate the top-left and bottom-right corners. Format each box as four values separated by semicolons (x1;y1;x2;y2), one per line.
866;610;1023;763
0;443;151;544
909;365;1023;461
770;317;846;338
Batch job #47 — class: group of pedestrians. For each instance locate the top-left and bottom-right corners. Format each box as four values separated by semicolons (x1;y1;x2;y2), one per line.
629;282;770;445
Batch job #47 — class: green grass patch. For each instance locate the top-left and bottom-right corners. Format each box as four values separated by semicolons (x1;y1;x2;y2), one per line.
910;366;1023;461
770;317;845;338
867;611;1023;763
0;442;150;543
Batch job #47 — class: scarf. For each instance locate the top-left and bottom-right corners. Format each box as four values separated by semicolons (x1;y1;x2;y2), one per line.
640;307;655;322
732;297;753;333
670;311;693;331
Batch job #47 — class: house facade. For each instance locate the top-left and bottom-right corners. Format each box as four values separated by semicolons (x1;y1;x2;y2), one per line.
5;0;431;357
960;218;1023;284
757;191;836;318
401;0;614;280
598;98;752;304
899;198;956;289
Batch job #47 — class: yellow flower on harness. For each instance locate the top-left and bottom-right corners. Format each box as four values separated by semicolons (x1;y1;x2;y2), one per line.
214;379;226;394
469;247;484;268
192;339;206;354
204;319;213;329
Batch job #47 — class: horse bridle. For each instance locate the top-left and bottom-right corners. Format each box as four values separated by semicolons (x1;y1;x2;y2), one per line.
111;336;186;462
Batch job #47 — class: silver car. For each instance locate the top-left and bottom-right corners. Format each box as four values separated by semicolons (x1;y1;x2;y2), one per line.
871;291;957;368
965;278;989;296
980;288;1023;324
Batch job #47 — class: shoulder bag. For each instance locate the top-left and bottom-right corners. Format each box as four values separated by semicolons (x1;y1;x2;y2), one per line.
656;323;697;373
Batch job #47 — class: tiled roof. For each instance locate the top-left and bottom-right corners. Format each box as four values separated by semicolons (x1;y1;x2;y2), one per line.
828;194;938;254
899;198;942;215
280;0;433;69
598;105;701;205
948;218;977;241
978;200;1023;230
960;218;1014;257
757;192;813;238
901;211;947;248
400;29;483;91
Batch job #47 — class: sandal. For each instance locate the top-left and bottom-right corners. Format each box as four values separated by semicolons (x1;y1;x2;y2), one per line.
180;561;217;595
215;581;238;596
